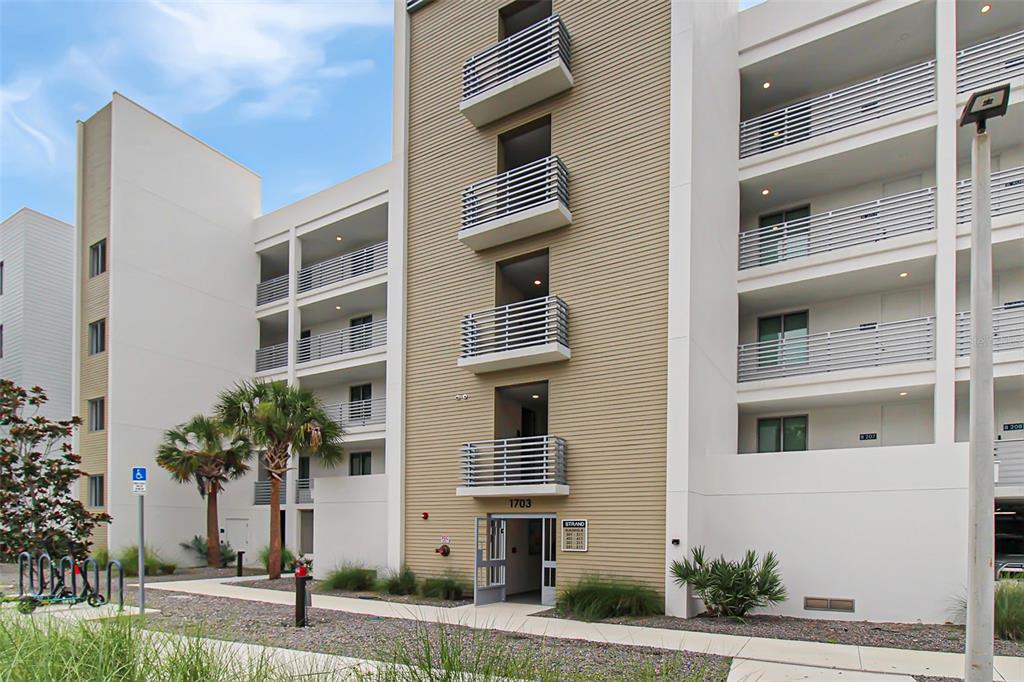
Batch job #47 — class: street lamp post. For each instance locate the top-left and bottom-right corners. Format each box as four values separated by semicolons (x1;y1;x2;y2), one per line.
959;82;1010;682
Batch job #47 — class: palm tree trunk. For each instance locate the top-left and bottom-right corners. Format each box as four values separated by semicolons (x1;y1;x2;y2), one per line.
268;476;282;579
206;486;221;568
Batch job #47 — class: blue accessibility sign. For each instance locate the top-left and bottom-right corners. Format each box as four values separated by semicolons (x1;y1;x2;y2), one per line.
131;467;147;482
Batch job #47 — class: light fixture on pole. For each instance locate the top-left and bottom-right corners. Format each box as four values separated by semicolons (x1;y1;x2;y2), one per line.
960;82;1009;682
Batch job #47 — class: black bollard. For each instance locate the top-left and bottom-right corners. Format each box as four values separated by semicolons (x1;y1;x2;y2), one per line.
235;551;245;577
295;574;312;627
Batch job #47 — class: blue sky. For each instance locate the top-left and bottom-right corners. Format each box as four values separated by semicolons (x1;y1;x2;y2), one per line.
0;0;393;222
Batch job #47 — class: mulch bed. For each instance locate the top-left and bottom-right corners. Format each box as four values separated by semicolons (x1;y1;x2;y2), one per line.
235;577;473;608
128;589;731;681
539;610;1024;658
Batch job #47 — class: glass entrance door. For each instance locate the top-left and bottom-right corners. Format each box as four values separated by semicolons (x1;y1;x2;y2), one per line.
474;517;506;605
541;517;557;606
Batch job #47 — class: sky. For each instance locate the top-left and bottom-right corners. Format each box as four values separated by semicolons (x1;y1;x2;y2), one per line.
0;0;394;223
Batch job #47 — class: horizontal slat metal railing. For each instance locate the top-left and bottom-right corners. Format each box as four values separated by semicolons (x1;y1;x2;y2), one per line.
955;303;1024;357
297;319;387;364
254;478;286;505
323;397;386;428
295;478;313;504
957;29;1024;94
956;166;1024;224
738;316;935;382
461;435;567;487
462;155;569;232
739;60;935;158
996;439;1024;486
461;296;568;358
256;274;289;306
297;241;388;294
462;15;571;102
255;342;288;372
739;187;936;269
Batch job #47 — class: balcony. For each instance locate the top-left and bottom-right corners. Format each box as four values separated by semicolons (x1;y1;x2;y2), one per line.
297;320;387;365
457;435;568;497
460;156;570;250
256;274;288;307
255;342;288;373
738;316;935;382
460;15;572;127
739;60;935;159
254;478;286;505
997;439;1024;487
739;187;936;270
956;303;1024;357
956;166;1024;225
297;241;387;295
296;478;313;504
459;295;569;373
323;396;386;429
957;29;1024;95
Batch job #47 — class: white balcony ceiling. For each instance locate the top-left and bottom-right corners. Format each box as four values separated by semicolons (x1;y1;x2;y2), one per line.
740;1;936;118
739;384;935;415
298;359;386;388
300;203;388;266
300;284;386;326
957;1;1024;49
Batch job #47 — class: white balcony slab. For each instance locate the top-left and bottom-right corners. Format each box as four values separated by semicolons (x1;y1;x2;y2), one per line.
456;483;569;497
459;200;571;251
458;342;570;373
460;59;573;127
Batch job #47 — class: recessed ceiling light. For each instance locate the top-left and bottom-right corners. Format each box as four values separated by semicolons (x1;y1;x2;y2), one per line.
899;391;908;396
761;188;770;196
531;394;540;399
533;279;542;286
762;81;771;89
335;236;342;241
981;3;992;13
899;272;909;278
335;305;341;310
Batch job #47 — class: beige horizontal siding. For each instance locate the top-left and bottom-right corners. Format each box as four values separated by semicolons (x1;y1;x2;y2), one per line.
405;0;671;593
78;105;111;533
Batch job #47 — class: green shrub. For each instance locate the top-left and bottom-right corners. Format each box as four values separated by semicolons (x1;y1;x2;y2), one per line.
258;545;297;573
997;579;1024;641
115;545;176;577
556;576;662;621
419;573;469;601
91;546;109;567
670;546;787;619
179;535;237;568
375;565;418;595
323;564;377;591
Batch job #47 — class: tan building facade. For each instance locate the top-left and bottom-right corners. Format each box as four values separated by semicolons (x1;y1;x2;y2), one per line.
402;0;673;599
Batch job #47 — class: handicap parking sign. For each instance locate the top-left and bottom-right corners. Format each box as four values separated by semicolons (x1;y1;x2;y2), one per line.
131;467;147;482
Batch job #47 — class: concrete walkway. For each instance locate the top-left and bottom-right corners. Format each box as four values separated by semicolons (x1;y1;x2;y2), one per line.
144;575;1023;681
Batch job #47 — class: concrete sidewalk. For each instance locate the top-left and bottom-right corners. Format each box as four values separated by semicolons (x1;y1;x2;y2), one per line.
144;575;1023;681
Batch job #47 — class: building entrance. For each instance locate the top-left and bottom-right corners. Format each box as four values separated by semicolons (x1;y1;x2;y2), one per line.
474;514;556;606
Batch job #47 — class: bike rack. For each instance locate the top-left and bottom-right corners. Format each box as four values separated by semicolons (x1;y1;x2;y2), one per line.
82;557;101;600
106;560;125;609
36;553;53;597
58;555;78;598
17;552;34;597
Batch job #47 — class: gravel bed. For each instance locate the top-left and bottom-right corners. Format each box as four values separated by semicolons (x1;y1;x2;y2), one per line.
539;611;1024;658
235;577;472;608
126;589;731;681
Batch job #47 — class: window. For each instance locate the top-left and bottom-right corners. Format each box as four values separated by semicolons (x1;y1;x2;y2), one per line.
500;0;551;39
758;206;810;264
1;260;4;294
757;415;808;453
349;384;373;422
349;315;373;352
88;319;106;355
298;456;311;480
349;452;372;476
89;239;107;277
758;311;809;367
88;398;105;432
499;116;551;172
88;475;104;507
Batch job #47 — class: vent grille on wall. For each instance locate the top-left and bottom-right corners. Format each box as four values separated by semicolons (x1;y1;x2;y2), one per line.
804;597;855;613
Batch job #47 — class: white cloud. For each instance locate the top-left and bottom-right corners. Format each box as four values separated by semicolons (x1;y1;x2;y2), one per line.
317;59;375;79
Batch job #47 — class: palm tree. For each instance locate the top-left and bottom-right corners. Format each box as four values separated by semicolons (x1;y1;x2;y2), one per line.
216;380;343;579
156;415;252;567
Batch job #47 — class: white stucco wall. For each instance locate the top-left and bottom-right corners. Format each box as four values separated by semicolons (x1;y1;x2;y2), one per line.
313;473;388;572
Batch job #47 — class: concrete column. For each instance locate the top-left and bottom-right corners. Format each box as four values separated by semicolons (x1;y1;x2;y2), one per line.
932;0;958;446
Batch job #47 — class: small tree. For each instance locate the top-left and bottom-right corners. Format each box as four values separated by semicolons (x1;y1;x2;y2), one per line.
0;380;110;560
156;415;252;567
670;546;787;620
217;380;343;579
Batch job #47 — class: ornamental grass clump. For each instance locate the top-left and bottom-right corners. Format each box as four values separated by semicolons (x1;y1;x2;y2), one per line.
323;564;377;591
116;545;176;577
419;573;469;601
996;579;1024;641
258;545;296;573
556;576;663;621
670;546;787;620
375;565;418;595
